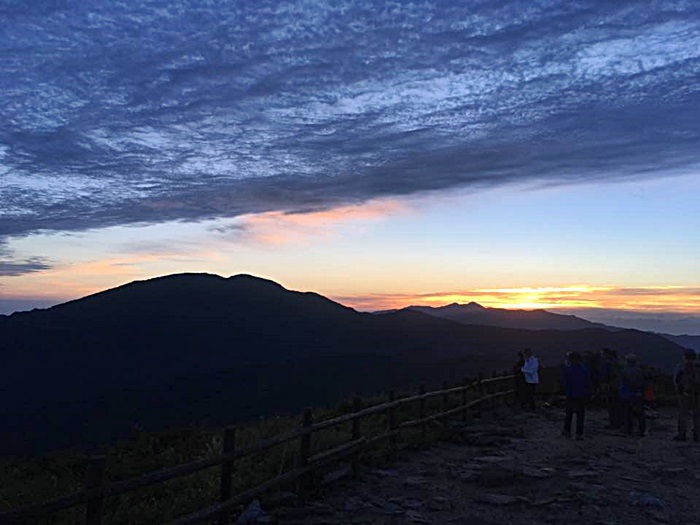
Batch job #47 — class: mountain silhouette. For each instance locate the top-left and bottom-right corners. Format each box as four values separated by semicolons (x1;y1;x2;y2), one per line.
391;302;611;331
0;273;685;454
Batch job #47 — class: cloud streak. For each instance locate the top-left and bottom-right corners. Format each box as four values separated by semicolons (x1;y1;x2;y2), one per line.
214;200;406;246
0;242;52;276
1;0;699;240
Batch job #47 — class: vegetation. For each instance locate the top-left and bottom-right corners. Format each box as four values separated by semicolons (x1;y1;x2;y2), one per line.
1;365;677;524
0;385;467;524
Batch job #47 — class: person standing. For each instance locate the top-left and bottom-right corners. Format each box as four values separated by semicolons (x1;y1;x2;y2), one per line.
600;348;622;429
561;352;592;440
620;354;646;437
521;348;539;410
673;348;700;442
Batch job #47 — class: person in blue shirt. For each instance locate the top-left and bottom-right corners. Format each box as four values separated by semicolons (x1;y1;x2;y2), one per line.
561;351;592;440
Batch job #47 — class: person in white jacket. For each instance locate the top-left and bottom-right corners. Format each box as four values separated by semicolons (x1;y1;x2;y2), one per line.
521;348;539;410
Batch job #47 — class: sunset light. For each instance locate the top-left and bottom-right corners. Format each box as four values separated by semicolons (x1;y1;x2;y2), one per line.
2;3;700;521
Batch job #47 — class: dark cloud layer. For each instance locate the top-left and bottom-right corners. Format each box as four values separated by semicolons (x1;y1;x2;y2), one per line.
0;242;51;275
1;0;699;238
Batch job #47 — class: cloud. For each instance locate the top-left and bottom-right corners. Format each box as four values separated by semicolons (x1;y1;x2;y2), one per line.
214;200;405;245
1;1;699;240
0;241;52;276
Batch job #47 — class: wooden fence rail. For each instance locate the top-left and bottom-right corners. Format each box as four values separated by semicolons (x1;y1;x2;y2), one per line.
0;373;515;524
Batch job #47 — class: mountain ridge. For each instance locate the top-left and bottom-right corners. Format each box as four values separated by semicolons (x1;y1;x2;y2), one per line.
0;273;686;454
375;302;612;332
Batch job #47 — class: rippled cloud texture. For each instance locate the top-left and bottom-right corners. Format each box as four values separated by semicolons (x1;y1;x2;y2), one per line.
2;0;699;242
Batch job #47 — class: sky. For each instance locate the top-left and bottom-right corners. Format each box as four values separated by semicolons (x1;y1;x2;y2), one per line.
1;1;699;333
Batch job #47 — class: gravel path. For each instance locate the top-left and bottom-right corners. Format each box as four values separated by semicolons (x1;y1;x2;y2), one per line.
269;406;700;525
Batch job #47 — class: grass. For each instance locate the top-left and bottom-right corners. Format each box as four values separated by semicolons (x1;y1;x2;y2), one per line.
0;383;479;524
1;367;675;523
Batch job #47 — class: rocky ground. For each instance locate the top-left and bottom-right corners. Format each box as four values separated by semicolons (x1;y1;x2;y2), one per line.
254;405;700;525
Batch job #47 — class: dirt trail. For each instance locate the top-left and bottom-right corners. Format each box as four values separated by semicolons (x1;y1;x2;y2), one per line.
270;406;700;525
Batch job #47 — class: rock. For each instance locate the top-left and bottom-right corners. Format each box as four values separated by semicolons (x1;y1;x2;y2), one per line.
478;465;517;487
380;501;405;515
465;435;511;447
474;455;514;464
474;493;519;505
265;491;299;507
564;458;590;466
428;496;452;511
458;469;479;482
647;510;671;523
522;466;555;479
629;491;667;510
528;497;558;507
568;469;599;479
406;510;431;523
236;499;270;524
344;497;370;512
371;468;400;478
402;476;428;487
660;467;685;475
401;498;424;510
307;502;334;514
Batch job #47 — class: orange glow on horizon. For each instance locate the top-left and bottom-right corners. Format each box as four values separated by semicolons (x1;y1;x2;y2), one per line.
334;285;700;314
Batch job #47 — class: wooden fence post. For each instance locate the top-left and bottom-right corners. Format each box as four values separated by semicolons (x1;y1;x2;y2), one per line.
419;384;426;442
491;371;498;408
477;373;484;416
388;390;397;459
441;381;449;427
461;378;469;423
351;396;362;479
218;426;236;525
299;407;313;495
84;456;105;525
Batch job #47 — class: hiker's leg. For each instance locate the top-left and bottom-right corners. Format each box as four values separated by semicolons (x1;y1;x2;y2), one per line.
678;395;689;438
563;398;573;436
624;401;633;434
606;386;616;426
637;399;646;436
576;398;585;437
525;383;535;410
692;393;699;441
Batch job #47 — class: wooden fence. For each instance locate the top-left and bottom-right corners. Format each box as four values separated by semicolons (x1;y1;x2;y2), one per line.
0;373;515;524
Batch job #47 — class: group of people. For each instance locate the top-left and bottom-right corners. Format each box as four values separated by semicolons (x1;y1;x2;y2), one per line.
513;347;700;442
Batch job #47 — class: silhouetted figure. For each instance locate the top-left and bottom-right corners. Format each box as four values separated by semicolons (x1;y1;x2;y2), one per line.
521;348;539;410
513;350;527;409
561;351;592;440
584;350;601;395
673;348;700;442
642;365;657;411
600;348;622;429
620;353;646;437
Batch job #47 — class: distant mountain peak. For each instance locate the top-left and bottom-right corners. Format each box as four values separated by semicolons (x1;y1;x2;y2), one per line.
441;301;485;311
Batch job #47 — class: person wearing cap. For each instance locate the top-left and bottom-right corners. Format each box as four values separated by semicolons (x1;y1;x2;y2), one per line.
673;348;700;442
520;348;539;410
619;353;646;437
